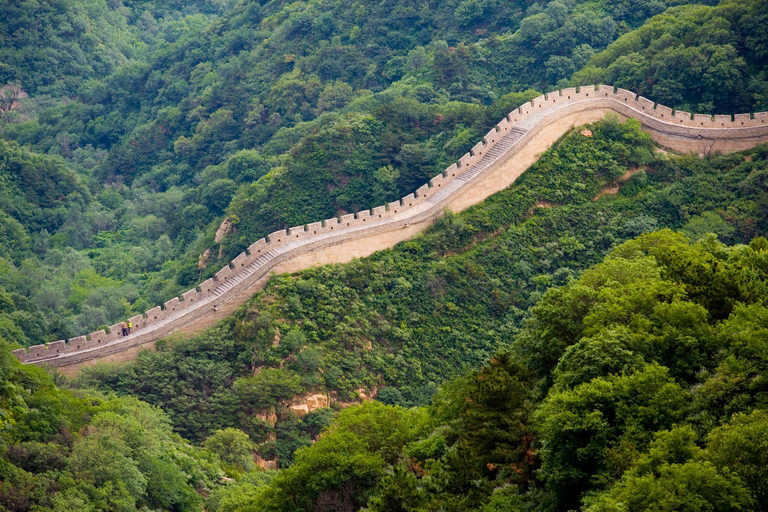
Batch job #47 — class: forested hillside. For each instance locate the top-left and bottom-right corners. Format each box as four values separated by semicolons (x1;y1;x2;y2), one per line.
0;0;738;345
3;0;768;510
78;117;768;486
573;0;768;113
0;0;224;109
5;111;768;510
202;230;768;511
0;336;271;511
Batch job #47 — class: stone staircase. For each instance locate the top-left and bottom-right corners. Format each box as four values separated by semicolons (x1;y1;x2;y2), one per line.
211;248;280;298
457;127;529;183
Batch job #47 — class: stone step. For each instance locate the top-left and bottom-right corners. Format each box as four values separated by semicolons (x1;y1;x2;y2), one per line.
212;249;281;297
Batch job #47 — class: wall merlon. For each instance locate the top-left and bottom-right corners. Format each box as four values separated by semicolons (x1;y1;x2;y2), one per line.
12;348;26;360
714;114;731;125
182;289;199;304
753;112;768;123
48;340;66;355
215;265;232;282
199;278;215;295
146;306;162;323
636;96;655;111
430;173;446;188
129;315;144;330
674;110;691;122
560;87;577;100
340;213;355;226
28;344;46;358
233;252;249;269
615;88;635;101
734;113;750;124
164;298;180;314
401;193;416;208
268;229;288;245
109;323;124;340
306;221;323;235
484;129;496;145
472;140;485;157
248;238;267;257
89;330;107;344
497;117;511;131
356;210;371;222
288;226;306;240
371;206;387;219
597;84;614;96
324;217;340;232
655;105;673;118
575;85;594;98
416;184;430;198
693;113;712;126
105;325;120;342
388;200;402;214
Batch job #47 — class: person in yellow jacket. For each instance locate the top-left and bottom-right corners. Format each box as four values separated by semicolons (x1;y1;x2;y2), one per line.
127;320;133;334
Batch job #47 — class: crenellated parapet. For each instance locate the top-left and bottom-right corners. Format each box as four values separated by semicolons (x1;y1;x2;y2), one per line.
13;85;768;370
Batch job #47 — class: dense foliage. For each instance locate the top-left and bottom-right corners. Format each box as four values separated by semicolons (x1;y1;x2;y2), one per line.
0;337;245;511
78;118;768;468
3;0;768;510
0;0;719;344
0;0;225;98
208;231;768;511
573;0;768;113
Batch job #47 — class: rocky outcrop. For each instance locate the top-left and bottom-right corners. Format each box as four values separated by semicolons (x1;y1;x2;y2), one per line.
289;393;330;416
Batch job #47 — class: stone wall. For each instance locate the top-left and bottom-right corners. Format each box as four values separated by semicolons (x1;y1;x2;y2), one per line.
14;85;768;372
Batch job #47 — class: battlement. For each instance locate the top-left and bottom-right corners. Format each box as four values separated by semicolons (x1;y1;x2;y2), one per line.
14;85;768;368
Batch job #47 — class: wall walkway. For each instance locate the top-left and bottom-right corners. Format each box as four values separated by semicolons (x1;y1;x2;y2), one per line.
13;85;768;374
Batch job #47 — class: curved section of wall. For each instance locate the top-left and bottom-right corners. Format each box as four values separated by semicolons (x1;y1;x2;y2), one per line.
13;85;768;372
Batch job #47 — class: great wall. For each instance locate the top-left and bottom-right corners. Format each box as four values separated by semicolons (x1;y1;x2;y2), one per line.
13;84;768;374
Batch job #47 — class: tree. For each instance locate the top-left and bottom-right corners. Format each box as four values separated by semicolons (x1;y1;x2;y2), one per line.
233;369;303;412
0;83;25;123
203;428;256;471
534;364;689;509
707;410;768;510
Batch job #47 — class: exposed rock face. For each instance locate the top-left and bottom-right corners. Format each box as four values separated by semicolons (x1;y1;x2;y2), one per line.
289;393;330;416
357;387;378;401
214;218;234;243
198;248;212;269
255;454;278;470
214;218;236;259
255;410;278;427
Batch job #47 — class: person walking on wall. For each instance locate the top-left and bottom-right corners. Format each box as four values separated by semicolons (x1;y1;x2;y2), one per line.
121;321;127;336
127;320;132;334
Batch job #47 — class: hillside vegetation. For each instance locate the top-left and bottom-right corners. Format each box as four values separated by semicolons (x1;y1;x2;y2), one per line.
78;117;768;472
0;0;733;345
2;0;768;510
573;0;768;113
206;229;768;512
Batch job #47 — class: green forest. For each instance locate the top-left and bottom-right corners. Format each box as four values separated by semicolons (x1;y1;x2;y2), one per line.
2;0;768;510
